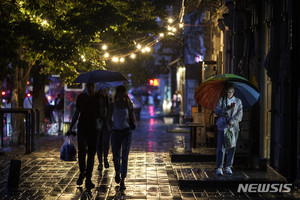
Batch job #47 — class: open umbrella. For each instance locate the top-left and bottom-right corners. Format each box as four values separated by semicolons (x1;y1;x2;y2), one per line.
73;69;129;83
96;81;124;89
194;74;260;110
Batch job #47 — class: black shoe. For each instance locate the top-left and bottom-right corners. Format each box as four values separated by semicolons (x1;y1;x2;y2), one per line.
120;180;126;190
97;164;103;171
104;160;109;168
85;179;95;189
115;173;120;183
76;173;85;185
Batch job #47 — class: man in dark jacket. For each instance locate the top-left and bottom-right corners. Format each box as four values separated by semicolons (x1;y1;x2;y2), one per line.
66;83;105;189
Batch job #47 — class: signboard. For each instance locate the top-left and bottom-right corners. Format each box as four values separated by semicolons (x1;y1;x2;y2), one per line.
64;83;84;91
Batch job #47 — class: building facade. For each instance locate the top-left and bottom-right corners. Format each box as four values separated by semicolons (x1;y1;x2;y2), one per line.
185;0;299;183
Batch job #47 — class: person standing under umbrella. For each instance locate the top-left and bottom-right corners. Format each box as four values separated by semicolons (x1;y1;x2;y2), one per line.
214;83;243;175
66;82;105;189
97;88;111;171
109;85;136;190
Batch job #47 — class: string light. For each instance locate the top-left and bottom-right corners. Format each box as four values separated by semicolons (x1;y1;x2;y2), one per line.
81;55;86;62
92;17;185;63
41;20;48;26
136;44;142;49
145;47;151;52
112;57;119;62
102;44;107;50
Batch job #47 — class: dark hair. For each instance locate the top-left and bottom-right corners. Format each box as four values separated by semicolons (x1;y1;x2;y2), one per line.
86;82;94;88
115;85;126;95
114;85;132;109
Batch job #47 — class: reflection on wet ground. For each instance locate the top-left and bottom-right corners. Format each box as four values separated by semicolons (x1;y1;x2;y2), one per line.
0;106;299;199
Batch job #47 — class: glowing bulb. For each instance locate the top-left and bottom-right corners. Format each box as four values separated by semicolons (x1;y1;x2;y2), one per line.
130;54;136;59
167;26;172;31
137;44;142;49
41;20;48;26
145;47;151;52
141;49;146;53
172;27;177;32
102;44;107;50
159;33;164;37
112;57;119;62
179;23;184;28
83;58;86;62
168;18;173;23
81;55;85;59
120;57;125;62
104;53;109;58
168;32;174;35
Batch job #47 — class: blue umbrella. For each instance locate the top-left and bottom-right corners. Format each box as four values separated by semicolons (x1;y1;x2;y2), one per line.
230;81;260;109
73;69;129;83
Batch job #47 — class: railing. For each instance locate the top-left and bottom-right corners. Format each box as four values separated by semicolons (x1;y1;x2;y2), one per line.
0;108;40;154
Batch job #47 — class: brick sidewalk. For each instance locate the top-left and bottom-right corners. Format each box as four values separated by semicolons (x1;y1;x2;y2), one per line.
0;115;299;199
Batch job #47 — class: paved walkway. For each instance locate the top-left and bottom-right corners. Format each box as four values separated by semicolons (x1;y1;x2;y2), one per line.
0;106;299;199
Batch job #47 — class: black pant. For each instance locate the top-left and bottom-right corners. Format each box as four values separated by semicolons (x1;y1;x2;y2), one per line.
97;123;110;164
77;128;98;179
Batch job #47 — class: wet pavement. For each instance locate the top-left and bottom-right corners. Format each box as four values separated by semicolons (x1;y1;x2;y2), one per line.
0;105;299;199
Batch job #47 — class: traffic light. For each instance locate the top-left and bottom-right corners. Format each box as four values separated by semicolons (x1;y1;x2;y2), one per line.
149;79;159;86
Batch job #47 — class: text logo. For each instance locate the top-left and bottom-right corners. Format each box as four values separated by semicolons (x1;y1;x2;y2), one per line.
237;183;292;193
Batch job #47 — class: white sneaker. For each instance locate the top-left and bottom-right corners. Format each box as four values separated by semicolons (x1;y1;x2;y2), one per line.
225;167;232;174
216;168;223;175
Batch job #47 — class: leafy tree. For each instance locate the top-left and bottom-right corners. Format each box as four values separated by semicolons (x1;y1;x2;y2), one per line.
0;0;169;143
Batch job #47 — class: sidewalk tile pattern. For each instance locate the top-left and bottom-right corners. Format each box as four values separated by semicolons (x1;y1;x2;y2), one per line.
0;107;299;199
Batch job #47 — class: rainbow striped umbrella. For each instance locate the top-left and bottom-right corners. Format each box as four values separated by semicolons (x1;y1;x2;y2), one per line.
194;74;260;110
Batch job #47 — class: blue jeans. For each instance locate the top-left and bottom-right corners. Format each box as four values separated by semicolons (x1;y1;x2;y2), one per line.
97;123;110;164
111;128;132;179
216;130;236;169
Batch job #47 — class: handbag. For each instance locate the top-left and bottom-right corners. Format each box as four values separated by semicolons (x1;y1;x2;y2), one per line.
224;127;236;149
60;136;77;161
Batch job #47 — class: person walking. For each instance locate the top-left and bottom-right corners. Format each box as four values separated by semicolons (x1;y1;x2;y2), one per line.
55;93;64;133
214;83;243;175
66;83;105;189
96;88;110;171
109;85;136;190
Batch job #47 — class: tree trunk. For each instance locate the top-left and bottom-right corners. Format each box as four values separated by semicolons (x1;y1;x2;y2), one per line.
11;66;28;145
32;65;46;134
